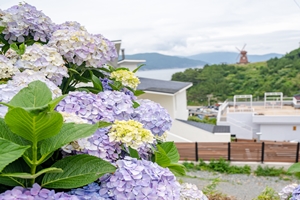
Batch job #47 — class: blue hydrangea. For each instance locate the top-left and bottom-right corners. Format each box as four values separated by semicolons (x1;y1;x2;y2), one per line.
69;183;106;200
292;185;300;200
132;99;172;136
99;156;181;199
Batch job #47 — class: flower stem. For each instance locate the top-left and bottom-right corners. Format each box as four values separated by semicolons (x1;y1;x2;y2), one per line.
30;141;38;186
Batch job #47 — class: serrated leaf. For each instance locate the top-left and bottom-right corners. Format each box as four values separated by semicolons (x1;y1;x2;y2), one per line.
42;154;116;189
134;90;145;96
48;95;67;111
9;81;52;108
133;101;140;108
155;145;170;167
90;72;103;91
5;108;63;143
40;123;98;155
133;64;145;73
0;159;29;187
128;146;140;159
166;163;186;176
0;167;63;179
287;163;300;173
158;142;180;163
0;138;30;172
0;118;28;146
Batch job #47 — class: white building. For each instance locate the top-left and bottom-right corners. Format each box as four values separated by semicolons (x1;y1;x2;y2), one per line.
217;93;300;142
137;77;231;142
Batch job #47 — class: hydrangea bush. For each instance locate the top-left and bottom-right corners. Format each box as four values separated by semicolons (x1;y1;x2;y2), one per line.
0;2;208;200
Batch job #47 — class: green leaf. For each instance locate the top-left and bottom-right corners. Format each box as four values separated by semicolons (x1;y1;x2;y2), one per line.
40;123;99;155
42;154;116;189
68;68;80;75
108;65;115;72
109;81;122;91
10;43;19;52
5;108;63;143
158;142;180;163
0;118;28;146
9;80;52;108
0;159;29;187
154;145;171;167
0;26;5;34
48;95;67;111
90;72;103;91
166;163;186;176
0;138;30;172
1;167;62;179
133;64;145;73
98;121;112;128
24;39;35;46
287;163;300;173
133;101;140;108
18;43;26;55
77;86;101;94
134;90;145;96
128;146;140;159
115;67;130;71
1;44;9;54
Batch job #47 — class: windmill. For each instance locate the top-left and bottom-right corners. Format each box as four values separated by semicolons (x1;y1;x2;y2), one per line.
236;44;249;64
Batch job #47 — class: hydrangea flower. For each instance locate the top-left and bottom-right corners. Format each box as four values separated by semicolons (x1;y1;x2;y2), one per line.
48;29;117;68
99;156;181;199
0;54;19;80
108;120;154;150
292;185;300;200
60;112;89;124
54;21;87;32
110;70;140;89
0;70;62;117
132;99;172;136
69;183;106;200
56;91;134;123
0;3;54;43
279;183;298;200
180;183;208;200
14;43;68;86
0;183;79;200
4;49;19;64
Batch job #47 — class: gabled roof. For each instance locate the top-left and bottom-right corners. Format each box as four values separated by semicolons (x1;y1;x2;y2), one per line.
176;119;230;133
137;77;192;95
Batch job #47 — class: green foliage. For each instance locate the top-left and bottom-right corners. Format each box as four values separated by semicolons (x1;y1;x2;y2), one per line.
255;166;287;177
0;81;116;188
188;116;216;125
253;186;280;200
172;49;300;104
203;178;237;200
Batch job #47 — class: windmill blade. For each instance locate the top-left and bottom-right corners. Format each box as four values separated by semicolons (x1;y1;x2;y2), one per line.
242;44;246;51
235;47;241;52
236;53;240;62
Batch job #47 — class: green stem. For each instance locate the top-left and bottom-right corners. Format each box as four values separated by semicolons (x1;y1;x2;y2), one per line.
30;141;38;186
62;75;73;94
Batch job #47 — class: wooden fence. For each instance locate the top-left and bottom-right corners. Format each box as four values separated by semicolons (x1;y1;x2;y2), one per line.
175;142;300;163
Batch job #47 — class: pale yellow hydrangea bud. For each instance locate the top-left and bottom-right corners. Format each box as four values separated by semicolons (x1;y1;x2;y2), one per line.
111;70;140;89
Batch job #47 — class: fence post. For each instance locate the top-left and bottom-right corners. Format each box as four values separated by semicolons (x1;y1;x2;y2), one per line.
296;142;300;163
228;142;231;161
195;142;198;162
261;142;265;163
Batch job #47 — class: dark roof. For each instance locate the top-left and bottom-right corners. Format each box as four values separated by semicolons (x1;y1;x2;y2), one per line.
137;77;192;94
176;119;230;133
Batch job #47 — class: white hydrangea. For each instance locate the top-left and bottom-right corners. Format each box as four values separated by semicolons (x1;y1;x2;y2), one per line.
0;70;62;117
0;55;19;80
4;49;19;65
180;183;208;200
14;43;68;86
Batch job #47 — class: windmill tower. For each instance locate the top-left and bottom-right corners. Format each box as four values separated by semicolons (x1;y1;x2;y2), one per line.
236;44;249;64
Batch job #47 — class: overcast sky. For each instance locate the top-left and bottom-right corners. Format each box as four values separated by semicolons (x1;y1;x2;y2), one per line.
2;0;300;56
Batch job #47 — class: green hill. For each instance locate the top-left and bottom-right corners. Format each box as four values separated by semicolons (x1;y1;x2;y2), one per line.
171;48;300;105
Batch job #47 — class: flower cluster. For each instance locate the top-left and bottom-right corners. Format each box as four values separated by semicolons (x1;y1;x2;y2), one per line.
0;3;54;43
110;70;140;89
0;183;78;200
54;21;87;32
99;157;181;199
292;185;300;200
0;70;62;117
14;43;68;85
0;54;18;80
56;91;134;123
69;183;105;200
108;120;154;149
180;183;208;200
60;112;89;124
279;183;298;200
48;29;117;68
132;99;172;136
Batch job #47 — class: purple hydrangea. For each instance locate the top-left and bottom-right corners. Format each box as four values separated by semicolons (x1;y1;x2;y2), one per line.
56;91;134;123
99;156;181;199
132;99;172;136
0;3;54;43
0;183;79;200
279;183;298;200
69;183;106;200
77;128;122;163
53;21;87;32
292;185;300;200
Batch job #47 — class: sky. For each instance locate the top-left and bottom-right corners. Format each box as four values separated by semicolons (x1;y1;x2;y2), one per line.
1;0;300;56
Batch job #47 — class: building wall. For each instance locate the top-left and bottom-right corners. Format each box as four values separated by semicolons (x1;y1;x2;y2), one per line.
169;120;230;142
260;124;300;141
138;93;175;118
174;90;189;120
118;62;140;71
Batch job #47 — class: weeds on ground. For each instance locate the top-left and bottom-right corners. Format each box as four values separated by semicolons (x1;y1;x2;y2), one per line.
203;178;237;200
255;166;287;177
183;158;251;175
253;186;280;200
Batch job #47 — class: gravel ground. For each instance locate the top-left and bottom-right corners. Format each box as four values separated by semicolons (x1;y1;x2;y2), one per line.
179;162;299;200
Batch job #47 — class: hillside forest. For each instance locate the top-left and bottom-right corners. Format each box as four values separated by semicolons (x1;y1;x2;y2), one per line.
171;48;300;105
